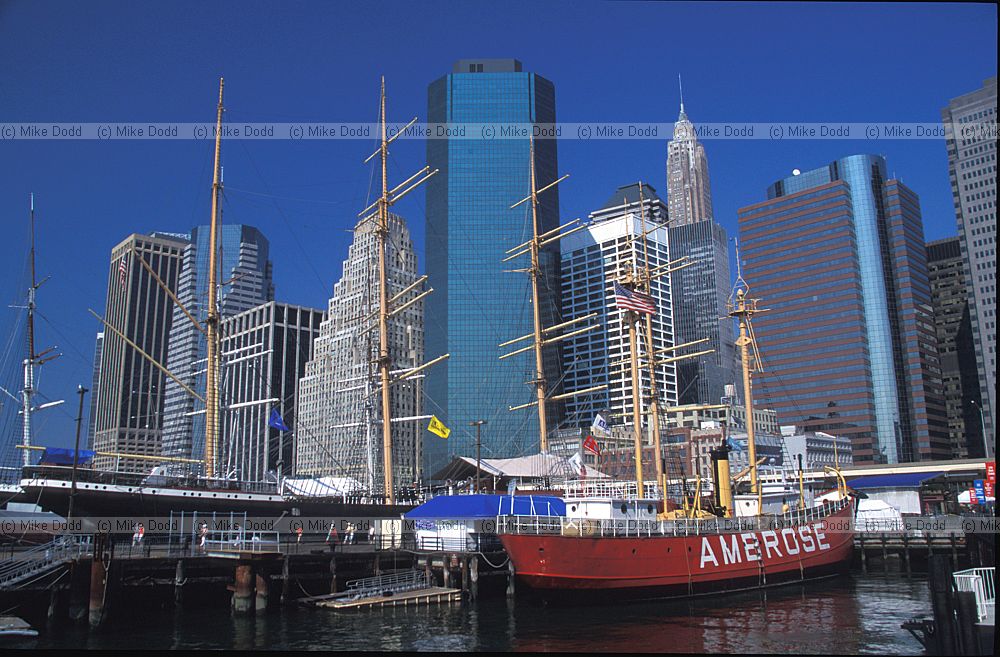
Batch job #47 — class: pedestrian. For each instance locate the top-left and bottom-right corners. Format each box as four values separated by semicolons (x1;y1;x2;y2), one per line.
296;526;303;544
132;522;145;547
781;499;790;514
198;522;208;553
326;522;339;546
232;523;242;549
346;522;355;545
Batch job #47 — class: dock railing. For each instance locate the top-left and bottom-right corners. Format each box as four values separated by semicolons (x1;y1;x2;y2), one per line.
954;567;995;623
202;530;281;554
344;570;428;600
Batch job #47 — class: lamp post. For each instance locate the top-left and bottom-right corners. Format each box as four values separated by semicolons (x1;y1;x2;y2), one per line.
67;384;88;522
971;400;989;458
470;420;487;494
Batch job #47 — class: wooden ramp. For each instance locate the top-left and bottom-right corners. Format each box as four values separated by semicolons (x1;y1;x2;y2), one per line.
306;586;462;610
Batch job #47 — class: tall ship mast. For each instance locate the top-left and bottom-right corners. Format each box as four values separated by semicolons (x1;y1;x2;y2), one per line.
14;79;433;518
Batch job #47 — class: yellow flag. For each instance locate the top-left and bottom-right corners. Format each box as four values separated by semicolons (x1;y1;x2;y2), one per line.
427;416;450;439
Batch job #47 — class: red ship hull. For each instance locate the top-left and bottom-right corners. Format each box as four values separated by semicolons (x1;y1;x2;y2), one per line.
499;499;855;601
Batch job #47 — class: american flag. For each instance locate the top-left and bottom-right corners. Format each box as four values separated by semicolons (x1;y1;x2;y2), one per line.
613;280;656;315
118;255;128;288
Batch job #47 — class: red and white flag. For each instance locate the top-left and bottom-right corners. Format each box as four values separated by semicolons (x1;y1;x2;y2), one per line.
583;434;601;457
118;255;128;288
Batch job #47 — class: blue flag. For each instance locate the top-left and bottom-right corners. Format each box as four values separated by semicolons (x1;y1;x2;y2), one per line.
269;408;290;432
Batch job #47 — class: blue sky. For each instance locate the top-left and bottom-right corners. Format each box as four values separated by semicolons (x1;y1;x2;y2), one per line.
0;1;995;450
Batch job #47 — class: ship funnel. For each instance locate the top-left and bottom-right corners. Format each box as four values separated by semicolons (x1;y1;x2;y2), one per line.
710;441;733;518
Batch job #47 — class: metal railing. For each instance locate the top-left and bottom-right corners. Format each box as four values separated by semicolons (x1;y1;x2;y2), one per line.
202;529;281;554
344;570;428;600
954;567;995;623
499;495;852;538
0;535;93;589
561;479;662;500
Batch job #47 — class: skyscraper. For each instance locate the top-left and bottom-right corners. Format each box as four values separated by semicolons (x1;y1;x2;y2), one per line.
942;76;996;456
296;214;423;491
927;237;984;458
161;224;273;469
220;301;324;481
424;59;562;476
664;96;736;405
666;94;714;226
560;183;677;429
92;232;187;473
737;155;949;464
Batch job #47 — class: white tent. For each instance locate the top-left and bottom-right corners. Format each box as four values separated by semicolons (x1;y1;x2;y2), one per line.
280;476;364;497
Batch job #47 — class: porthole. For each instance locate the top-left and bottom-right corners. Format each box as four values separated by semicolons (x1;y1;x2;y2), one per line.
647;505;654;514
570;505;577;512
620;504;628;514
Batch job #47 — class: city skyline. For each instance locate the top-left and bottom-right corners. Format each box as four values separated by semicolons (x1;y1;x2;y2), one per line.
0;1;995;453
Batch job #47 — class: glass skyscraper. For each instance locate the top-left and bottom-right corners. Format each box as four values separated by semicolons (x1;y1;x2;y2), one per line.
738;155;949;463
161;224;274;471
424;59;562;476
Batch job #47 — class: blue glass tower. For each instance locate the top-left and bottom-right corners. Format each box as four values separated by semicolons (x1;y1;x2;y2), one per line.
424;59;562;477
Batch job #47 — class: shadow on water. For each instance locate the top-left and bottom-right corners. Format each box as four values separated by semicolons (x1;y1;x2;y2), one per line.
16;570;929;653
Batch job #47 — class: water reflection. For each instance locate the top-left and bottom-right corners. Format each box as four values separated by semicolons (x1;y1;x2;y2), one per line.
29;573;928;653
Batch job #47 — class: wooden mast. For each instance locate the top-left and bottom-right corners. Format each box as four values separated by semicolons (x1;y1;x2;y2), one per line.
527;138;549;451
356;78;441;504
376;77;395;502
729;260;764;513
204;77;224;479
635;183;665;500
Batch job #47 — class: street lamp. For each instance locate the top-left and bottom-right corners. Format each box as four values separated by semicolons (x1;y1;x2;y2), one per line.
470;420;487;494
970;400;989;458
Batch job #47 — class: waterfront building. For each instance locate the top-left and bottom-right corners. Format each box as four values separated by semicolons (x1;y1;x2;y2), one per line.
161;224;273;469
779;426;854;471
559;183;677;434
86;331;103;449
424;59;562;475
219;301;323;481
295;213;423;492
92;232;187;473
664;404;779;435
941;77;997;456
665;98;737;406
927;237;985;458
737;155;950;464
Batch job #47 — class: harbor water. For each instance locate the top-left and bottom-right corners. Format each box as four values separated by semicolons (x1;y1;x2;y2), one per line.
10;571;929;653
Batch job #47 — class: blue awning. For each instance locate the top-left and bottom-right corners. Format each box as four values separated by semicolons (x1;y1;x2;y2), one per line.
847;472;943;490
405;494;566;519
39;447;95;466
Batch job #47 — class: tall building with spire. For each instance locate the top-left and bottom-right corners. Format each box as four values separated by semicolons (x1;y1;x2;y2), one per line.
665;84;736;405
666;78;714;226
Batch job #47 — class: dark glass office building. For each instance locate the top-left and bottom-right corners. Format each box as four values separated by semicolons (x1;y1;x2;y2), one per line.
737;155;949;464
424;59;562;476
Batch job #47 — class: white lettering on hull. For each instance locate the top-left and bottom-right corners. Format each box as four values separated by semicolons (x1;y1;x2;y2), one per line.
698;522;832;569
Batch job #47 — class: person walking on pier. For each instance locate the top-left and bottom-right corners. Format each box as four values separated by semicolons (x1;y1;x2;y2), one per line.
326;522;339;549
132;523;145;547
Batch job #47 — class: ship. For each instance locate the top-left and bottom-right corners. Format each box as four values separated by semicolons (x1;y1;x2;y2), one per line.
495;176;857;601
5;78;437;523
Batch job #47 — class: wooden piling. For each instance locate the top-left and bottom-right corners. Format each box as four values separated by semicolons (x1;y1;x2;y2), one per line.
329;555;338;594
424;557;433;587
469;556;479;602
859;537;867;574
89;536;108;629
281;556;292;604
881;535;888;575
68;561;89;622
232;563;254;614
174;559;185;605
928;555;956;655
954;590;981;655
506;560;516;599
461;557;469;595
255;572;269;613
902;535;911;578
442;560;451;589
